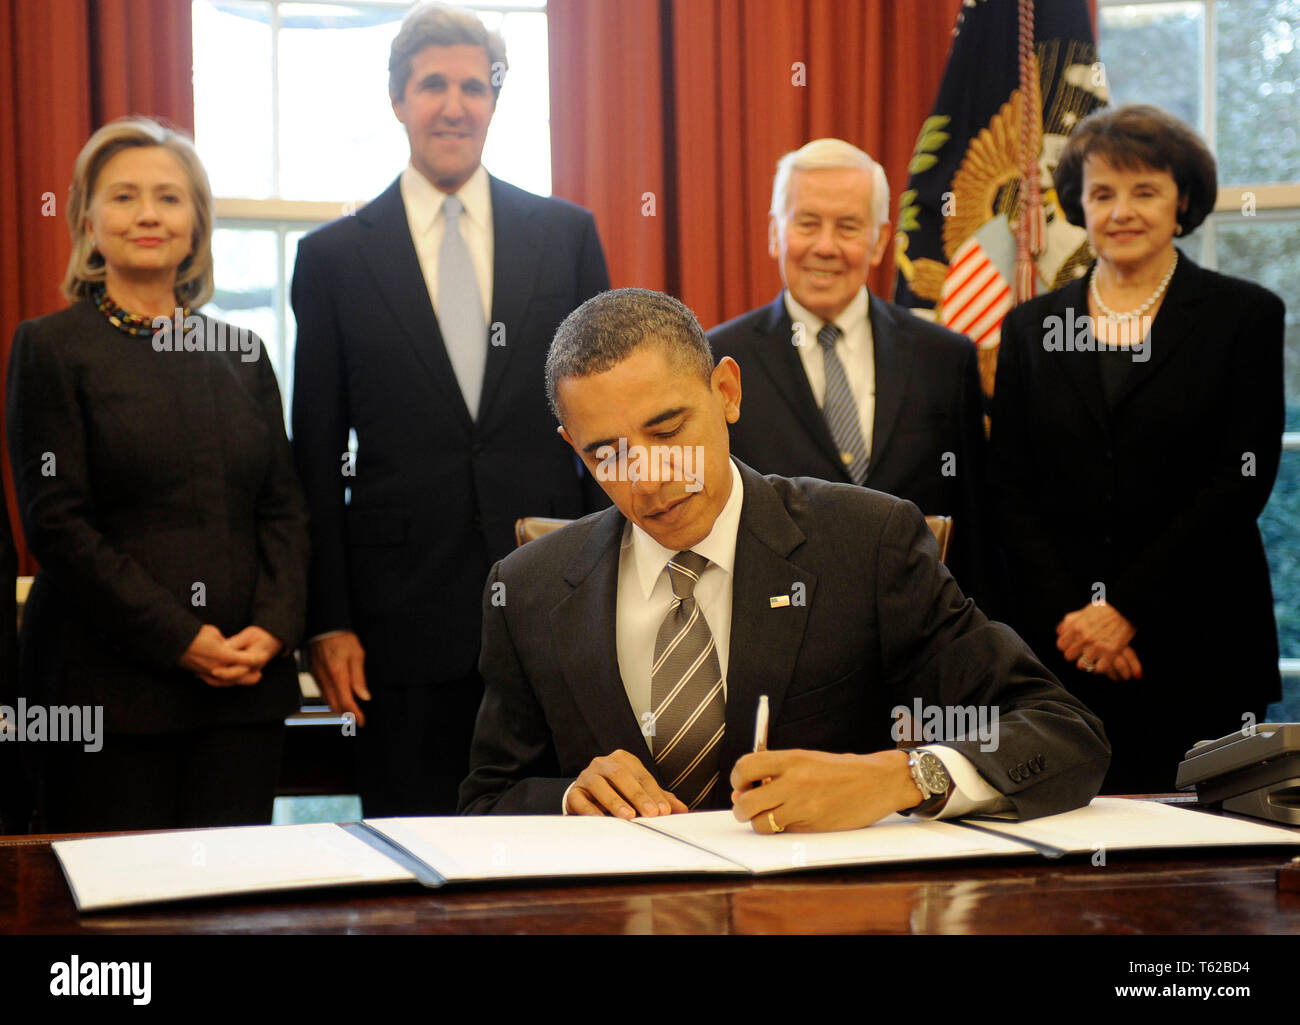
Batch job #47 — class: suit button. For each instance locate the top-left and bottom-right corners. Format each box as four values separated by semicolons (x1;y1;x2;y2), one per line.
1009;768;1022;783
1105;449;1114;460
472;443;485;456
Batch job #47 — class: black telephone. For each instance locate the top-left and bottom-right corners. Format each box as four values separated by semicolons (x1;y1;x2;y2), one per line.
1176;724;1300;825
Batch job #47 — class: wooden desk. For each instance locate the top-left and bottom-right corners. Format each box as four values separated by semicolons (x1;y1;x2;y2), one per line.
3;821;1298;935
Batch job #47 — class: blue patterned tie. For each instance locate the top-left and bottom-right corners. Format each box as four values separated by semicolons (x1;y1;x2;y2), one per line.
817;322;869;484
437;195;488;420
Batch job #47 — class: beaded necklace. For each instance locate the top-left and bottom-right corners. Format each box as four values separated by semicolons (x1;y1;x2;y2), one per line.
91;284;188;339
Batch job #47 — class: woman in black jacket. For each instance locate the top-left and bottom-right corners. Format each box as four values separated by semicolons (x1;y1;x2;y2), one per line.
6;117;310;831
989;105;1284;794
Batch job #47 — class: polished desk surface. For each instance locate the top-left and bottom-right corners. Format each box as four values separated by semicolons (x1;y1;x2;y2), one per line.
3;799;1299;935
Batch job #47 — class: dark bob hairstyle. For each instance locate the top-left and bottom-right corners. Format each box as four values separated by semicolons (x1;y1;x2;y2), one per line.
1053;104;1217;236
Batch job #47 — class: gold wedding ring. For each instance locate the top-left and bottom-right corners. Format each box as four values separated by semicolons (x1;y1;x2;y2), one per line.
1080;657;1097;673
767;812;784;833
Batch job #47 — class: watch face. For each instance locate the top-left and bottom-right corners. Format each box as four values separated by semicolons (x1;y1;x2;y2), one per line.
919;753;950;792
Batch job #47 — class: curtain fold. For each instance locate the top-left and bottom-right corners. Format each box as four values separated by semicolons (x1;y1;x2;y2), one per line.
550;0;965;332
1;0;193;574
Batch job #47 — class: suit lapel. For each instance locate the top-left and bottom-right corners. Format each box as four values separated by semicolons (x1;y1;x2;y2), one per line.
357;179;472;430
716;461;816;782
479;176;542;423
1049;274;1110;433
865;295;912;481
747;294;849;480
1107;252;1204;411
549;508;654;762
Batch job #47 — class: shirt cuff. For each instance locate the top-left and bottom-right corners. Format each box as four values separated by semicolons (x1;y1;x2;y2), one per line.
305;629;349;645
913;745;1014;819
560;779;577;814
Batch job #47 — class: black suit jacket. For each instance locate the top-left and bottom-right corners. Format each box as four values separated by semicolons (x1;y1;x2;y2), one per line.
460;460;1109;819
1;473;24;831
988;256;1284;719
5;302;308;734
707;293;992;608
291;174;610;689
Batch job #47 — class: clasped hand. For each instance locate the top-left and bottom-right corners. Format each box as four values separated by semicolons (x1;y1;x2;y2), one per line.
1056;601;1142;681
179;624;283;687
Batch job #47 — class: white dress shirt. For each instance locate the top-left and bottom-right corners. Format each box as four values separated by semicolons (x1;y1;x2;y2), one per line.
786;286;876;461
400;161;494;324
562;458;1010;818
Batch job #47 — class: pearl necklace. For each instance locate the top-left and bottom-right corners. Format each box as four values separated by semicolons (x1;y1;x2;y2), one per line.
1090;250;1178;320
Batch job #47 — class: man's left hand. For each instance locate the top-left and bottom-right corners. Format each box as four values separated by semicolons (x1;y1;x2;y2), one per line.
729;749;922;833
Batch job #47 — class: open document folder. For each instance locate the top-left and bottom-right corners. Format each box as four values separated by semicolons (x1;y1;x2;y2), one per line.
52;798;1300;912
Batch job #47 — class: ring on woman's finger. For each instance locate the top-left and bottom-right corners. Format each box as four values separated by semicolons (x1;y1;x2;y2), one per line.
1080;657;1097;672
767;811;784;833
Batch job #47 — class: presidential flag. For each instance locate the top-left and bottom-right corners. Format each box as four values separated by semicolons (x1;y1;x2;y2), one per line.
892;0;1106;397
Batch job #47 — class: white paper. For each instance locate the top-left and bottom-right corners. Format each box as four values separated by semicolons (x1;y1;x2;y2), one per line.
632;809;1031;874
52;824;415;911
974;797;1300;853
367;814;747;880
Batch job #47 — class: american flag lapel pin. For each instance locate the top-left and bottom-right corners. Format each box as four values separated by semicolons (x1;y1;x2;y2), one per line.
769;594;791;608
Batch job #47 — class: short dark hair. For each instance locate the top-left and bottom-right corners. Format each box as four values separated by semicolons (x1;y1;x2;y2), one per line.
1053;104;1217;235
545;289;715;423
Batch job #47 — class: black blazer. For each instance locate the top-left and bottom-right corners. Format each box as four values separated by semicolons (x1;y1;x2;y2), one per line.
5;302;309;734
988;256;1284;719
291;175;610;689
460;460;1109;819
0;474;24;831
707;293;993;608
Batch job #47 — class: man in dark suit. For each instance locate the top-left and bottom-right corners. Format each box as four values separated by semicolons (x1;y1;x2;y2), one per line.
460;289;1108;830
291;2;609;815
0;480;26;833
708;139;992;608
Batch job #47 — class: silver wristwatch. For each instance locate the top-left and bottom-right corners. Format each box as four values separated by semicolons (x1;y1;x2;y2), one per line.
905;749;951;815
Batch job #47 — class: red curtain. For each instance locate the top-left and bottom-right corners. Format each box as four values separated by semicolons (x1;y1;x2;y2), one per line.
549;0;965;332
0;0;192;574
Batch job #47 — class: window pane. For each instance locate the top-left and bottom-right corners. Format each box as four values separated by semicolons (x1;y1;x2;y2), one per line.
208;226;283;381
277;3;410;201
1215;0;1300;184
482;11;551;196
1262;449;1300;660
1098;2;1204;131
194;1;274;198
1214;216;1300;431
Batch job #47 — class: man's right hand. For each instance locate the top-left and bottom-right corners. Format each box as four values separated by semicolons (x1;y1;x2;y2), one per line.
308;631;372;727
565;749;689;818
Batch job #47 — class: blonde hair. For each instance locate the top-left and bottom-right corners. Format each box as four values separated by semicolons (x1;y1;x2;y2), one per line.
61;117;215;307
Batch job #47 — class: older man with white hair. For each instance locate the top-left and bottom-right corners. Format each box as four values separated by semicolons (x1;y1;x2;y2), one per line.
708;139;992;607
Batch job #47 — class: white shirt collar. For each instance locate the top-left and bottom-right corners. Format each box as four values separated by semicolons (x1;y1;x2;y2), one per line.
784;286;870;338
399;162;492;238
627;459;744;601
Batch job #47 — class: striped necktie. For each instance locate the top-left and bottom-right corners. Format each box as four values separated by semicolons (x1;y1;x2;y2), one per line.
437;194;488;420
817;322;869;484
650;551;725;809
